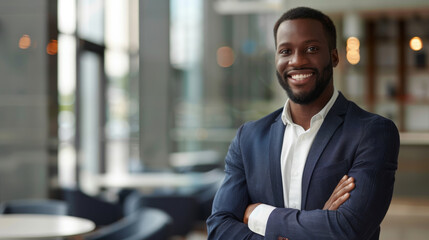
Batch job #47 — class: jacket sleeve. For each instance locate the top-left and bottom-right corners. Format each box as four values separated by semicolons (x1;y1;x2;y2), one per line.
207;125;264;240
265;118;399;240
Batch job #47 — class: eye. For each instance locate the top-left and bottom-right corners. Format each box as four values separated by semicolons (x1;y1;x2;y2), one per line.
279;48;291;55
306;46;319;53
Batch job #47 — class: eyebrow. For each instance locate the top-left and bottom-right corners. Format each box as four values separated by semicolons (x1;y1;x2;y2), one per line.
277;39;322;48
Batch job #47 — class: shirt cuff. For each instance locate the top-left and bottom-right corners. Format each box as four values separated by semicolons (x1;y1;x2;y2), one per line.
248;204;276;236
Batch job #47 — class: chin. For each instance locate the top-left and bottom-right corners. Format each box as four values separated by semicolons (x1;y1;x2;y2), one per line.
286;87;317;105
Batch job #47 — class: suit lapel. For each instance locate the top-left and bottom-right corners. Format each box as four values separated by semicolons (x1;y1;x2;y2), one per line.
269;114;286;207
301;93;348;209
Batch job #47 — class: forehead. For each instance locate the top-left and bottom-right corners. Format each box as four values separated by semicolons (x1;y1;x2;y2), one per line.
276;19;328;46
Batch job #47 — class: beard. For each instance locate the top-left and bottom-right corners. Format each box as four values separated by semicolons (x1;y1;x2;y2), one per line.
276;62;333;105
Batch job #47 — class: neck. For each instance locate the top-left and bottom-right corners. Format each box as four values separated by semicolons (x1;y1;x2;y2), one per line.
289;87;334;130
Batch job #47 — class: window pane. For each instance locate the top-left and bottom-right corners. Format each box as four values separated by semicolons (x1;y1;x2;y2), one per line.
79;51;101;193
77;0;104;44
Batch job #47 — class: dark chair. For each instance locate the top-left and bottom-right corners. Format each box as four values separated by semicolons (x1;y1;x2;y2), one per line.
62;188;123;226
119;188;198;237
84;207;172;240
2;199;68;215
117;169;223;237
119;189;144;216
140;193;199;237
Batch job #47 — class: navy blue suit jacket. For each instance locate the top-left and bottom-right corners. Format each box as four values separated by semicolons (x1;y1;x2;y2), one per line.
207;93;400;240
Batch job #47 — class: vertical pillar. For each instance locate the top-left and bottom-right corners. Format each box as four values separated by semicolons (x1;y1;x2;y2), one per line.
139;0;170;169
47;0;59;198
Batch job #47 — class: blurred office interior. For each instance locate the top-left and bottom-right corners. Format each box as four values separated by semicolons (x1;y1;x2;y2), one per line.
1;0;429;239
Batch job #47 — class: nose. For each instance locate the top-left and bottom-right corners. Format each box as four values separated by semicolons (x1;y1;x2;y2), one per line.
288;51;308;67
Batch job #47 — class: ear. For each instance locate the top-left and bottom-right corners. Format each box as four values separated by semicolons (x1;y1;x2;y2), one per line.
331;49;339;67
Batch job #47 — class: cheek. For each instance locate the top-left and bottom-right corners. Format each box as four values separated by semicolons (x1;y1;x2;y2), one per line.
276;57;288;73
314;56;331;72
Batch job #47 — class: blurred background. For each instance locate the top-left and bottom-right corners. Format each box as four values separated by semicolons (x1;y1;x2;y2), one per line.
1;0;429;239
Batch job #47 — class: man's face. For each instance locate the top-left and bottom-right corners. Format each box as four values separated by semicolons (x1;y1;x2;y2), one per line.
275;19;338;105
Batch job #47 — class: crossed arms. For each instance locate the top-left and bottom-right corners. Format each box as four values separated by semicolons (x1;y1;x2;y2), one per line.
207;116;399;240
243;174;356;225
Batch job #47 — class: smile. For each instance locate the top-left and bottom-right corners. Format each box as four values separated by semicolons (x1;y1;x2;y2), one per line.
289;73;314;81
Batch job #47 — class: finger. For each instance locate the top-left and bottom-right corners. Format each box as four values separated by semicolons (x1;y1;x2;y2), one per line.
328;192;350;210
323;176;355;210
331;175;350;194
333;181;355;199
323;176;348;209
332;177;354;198
336;175;348;188
323;179;355;210
337;176;354;191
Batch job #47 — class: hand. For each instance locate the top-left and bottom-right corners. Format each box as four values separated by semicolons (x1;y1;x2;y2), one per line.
243;203;261;224
243;175;354;224
323;175;355;210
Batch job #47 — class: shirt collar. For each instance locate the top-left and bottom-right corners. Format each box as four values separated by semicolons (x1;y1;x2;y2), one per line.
281;87;339;126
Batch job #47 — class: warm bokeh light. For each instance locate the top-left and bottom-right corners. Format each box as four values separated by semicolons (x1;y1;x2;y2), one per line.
410;36;423;51
347;51;360;65
217;46;235;67
46;39;58;55
346;37;360;51
19;34;31;49
346;36;360;65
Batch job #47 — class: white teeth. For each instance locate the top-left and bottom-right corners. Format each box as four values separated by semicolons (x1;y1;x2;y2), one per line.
291;73;312;80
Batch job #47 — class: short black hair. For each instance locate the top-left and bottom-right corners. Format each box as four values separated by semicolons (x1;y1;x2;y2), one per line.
273;7;337;50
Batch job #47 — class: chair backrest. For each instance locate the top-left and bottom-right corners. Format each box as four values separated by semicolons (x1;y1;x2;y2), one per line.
142;194;198;236
62;188;123;226
84;207;172;240
120;189;145;216
2;199;68;215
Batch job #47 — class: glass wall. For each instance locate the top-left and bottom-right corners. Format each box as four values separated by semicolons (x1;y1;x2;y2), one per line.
170;1;283;163
57;0;288;186
55;1;429;195
58;0;140;191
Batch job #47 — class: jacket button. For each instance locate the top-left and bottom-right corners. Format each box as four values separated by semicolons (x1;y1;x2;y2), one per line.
277;237;289;240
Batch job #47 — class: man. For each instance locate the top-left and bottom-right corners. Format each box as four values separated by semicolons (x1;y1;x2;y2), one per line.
207;7;399;240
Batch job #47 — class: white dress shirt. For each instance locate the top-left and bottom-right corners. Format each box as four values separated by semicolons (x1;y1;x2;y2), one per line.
248;89;339;236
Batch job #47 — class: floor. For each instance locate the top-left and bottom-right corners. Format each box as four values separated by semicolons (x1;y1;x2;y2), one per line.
184;197;429;240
